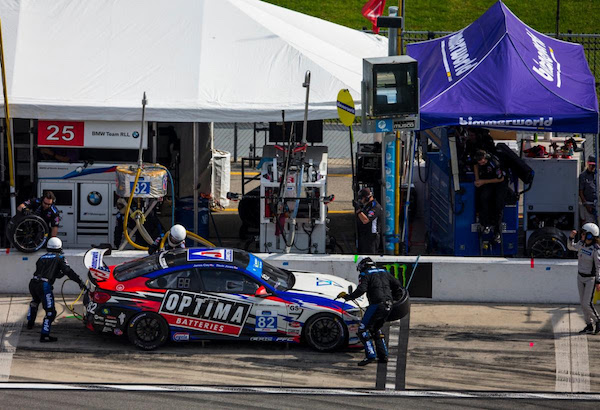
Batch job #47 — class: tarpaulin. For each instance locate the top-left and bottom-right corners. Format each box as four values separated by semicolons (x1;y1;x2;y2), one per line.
407;1;599;133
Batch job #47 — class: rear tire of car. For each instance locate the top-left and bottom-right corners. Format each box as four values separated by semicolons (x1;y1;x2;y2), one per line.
303;313;348;352
127;312;169;350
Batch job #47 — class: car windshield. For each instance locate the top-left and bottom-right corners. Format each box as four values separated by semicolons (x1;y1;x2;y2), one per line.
113;254;160;281
261;260;295;291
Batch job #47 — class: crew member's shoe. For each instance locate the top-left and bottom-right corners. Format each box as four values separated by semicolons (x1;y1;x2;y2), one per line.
378;357;388;364
26;320;34;330
40;335;58;343
594;321;600;335
579;324;594;334
358;357;376;366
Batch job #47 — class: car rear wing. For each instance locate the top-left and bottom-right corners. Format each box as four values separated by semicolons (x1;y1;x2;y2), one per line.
83;248;111;282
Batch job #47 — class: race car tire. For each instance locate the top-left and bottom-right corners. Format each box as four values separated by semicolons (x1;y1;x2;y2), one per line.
386;287;411;322
128;312;169;350
303;313;348;352
6;214;49;253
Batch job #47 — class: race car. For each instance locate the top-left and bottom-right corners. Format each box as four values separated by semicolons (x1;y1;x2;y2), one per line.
82;247;368;351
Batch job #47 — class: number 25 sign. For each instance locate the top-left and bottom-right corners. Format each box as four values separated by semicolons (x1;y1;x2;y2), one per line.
38;120;84;147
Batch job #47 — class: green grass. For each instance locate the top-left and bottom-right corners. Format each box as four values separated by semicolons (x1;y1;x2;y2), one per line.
264;0;600;34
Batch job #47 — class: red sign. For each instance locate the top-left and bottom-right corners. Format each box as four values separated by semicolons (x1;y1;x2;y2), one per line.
38;120;84;147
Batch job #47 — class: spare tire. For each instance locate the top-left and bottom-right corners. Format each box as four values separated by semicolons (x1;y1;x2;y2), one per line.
527;227;568;259
5;214;49;253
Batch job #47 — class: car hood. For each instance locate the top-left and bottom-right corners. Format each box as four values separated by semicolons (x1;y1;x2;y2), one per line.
289;271;367;308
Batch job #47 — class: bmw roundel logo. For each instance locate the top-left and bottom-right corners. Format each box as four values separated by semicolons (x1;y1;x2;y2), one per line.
132;131;140;139
87;191;102;206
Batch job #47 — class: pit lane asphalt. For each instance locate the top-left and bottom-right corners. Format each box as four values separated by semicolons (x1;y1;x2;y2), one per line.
2;296;600;396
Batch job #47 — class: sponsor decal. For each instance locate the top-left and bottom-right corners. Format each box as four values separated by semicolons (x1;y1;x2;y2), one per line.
159;290;252;337
441;30;477;82
101;326;112;333
316;278;344;288
459;116;553;129
526;29;561;87
118;312;126;325
187;249;233;262
87;191;102;206
115;284;125;291
173;332;190;342
90;267;110;281
101;308;110;315
290;321;301;328
287;328;301;335
250;337;295;342
114;329;123;336
246;254;263;276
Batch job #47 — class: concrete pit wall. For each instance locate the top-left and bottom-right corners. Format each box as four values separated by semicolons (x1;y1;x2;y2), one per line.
0;250;579;304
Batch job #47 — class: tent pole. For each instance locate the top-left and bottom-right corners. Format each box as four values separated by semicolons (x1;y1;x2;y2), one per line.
0;17;16;216
193;122;198;235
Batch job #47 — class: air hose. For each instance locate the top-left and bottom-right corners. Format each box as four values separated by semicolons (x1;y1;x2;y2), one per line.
60;278;89;322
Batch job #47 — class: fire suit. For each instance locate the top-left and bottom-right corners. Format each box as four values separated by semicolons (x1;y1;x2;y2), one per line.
567;238;600;327
27;252;85;337
343;267;403;361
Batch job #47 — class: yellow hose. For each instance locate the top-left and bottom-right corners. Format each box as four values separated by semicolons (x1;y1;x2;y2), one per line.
160;229;215;250
124;167;148;250
123;163;215;251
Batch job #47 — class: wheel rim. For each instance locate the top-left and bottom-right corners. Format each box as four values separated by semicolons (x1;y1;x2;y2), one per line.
530;238;566;258
136;317;161;342
309;316;342;350
14;219;47;251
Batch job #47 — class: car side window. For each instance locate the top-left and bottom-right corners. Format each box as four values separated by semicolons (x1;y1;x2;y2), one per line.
147;268;202;292
199;269;259;294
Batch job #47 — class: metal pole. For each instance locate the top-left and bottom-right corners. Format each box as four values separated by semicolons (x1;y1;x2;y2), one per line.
233;122;238;163
138;93;147;167
152;121;157;163
388;7;398;56
0;17;16;215
399;0;405;54
401;132;417;254
555;0;560;38
193;122;198;235
29;119;34;183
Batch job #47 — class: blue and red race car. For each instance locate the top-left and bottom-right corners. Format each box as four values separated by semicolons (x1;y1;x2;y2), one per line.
83;247;368;351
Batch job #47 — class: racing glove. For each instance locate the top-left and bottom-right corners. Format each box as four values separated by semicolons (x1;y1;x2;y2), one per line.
22;208;32;216
79;281;89;292
352;200;361;211
336;291;349;300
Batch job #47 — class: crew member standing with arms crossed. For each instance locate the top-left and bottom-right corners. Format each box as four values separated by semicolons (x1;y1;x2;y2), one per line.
568;223;600;334
353;188;383;254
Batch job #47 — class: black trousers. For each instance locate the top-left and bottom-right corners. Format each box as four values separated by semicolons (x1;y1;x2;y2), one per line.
358;233;379;254
477;182;507;229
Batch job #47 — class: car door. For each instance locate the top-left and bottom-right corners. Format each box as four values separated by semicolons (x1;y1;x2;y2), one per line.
197;268;288;340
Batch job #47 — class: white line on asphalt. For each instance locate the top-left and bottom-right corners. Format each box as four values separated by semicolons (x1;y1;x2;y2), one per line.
0;297;28;382
551;307;590;392
0;384;600;399
385;324;400;390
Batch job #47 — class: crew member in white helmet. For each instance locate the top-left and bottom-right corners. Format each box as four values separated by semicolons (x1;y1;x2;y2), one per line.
568;223;600;334
148;224;187;255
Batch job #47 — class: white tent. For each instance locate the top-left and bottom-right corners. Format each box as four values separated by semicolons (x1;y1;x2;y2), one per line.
0;0;388;122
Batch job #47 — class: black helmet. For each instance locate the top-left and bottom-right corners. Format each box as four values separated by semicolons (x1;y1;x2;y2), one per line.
356;257;375;272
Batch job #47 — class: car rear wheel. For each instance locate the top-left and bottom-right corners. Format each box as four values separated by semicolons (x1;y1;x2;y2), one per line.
304;313;347;352
128;312;169;350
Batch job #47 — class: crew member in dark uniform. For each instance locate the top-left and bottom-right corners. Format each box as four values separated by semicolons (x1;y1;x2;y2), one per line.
17;191;61;238
26;237;87;342
473;149;507;243
353;188;383;254
337;257;403;366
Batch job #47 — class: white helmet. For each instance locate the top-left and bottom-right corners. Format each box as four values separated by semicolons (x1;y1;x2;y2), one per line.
168;224;186;247
582;223;600;238
47;237;62;251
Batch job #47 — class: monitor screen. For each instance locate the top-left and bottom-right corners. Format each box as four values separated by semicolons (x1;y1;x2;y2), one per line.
372;62;418;116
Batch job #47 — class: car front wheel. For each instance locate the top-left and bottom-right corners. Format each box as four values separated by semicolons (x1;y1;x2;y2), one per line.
304;313;348;352
128;312;169;350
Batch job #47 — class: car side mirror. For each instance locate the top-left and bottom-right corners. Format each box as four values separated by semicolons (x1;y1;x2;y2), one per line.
255;285;270;298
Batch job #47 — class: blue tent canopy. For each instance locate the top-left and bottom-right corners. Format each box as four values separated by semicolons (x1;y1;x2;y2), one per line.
406;1;599;133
